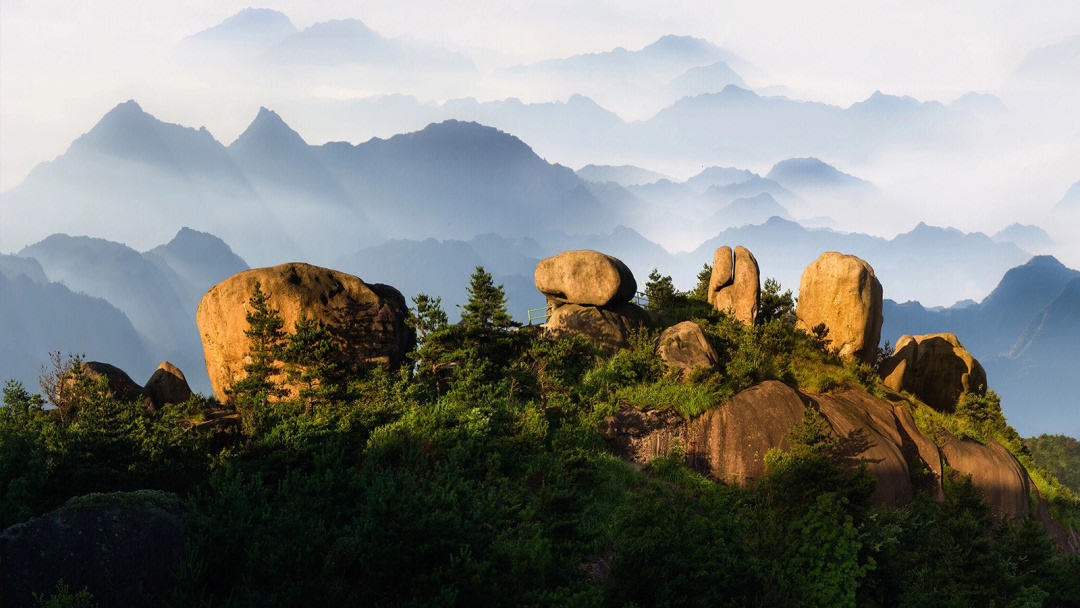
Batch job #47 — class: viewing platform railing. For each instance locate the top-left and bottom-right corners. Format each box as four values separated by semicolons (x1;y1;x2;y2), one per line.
526;292;650;326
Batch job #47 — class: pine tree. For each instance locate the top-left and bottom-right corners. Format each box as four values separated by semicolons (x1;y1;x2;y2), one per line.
690;263;713;301
459;266;518;330
409;293;449;340
282;314;341;410
644;269;677;312
228;281;287;403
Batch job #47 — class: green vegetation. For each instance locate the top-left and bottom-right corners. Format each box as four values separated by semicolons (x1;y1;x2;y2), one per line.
1026;435;1080;493
2;269;1079;607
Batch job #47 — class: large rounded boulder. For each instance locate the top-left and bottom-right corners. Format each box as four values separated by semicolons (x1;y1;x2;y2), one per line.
197;263;414;402
708;245;760;324
535;250;636;307
657;321;720;378
545;302;650;353
879;333;987;412
796;252;883;363
144;361;193;410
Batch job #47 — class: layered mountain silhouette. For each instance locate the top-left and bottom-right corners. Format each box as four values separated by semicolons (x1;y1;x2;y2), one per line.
664;61;748;100
0;273;152;395
2;103;623;265
3;229;249;393
1;101;295;263
881;256;1080;436
992;224;1053;253
183;11;473;71
577;164;670;187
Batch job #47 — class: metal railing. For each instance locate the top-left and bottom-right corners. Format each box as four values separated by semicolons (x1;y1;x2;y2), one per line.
526;291;651;325
527;305;554;325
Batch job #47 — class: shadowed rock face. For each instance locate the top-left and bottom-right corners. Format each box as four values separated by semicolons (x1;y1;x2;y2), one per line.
708;245;760;324
144;361;193;410
196;263;414;402
880;333;987;412
656;321;719;378
534;250;636;307
938;430;1031;521
796;251;883;363
1;491;185;607
603;381;1002;511
545;302;651;353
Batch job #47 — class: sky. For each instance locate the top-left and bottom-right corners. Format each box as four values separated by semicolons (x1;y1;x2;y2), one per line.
2;1;1078;251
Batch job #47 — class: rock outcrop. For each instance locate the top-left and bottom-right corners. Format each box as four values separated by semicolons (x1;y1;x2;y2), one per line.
796;252;883;362
545;301;651;353
600;380;1077;550
144;361;193;410
602;381;940;507
1;491;185;607
879;333;987;412
196;263;414;402
535;250;636;307
79;361;146;404
707;245;760;324
656;321;720;378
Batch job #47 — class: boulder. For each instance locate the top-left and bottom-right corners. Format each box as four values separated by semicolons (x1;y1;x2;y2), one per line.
796;252;883;362
1;491;185;607
545;302;650;352
879;333;987;412
535;250;636;307
144;361;193;410
656;321;719;378
79;361;146;403
197;263;414;402
707;245;760;324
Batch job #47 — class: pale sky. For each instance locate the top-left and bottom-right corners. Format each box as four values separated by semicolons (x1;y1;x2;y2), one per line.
2;1;1078;191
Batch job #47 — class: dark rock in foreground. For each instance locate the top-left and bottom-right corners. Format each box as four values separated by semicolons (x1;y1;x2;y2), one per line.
1;491;185;607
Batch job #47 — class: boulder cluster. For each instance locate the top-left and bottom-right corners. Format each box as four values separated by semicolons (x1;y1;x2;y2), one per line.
77;360;192;411
538;246;1071;547
535;250;650;352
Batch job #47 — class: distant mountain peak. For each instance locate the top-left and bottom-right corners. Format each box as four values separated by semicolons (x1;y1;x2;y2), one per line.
645;34;718;54
231;107;307;149
766;157;874;191
184;7;297;46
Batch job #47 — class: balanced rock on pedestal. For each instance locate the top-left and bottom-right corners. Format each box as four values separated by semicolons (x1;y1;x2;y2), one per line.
196;263;414;403
796;252;883;363
708;245;760;324
535;251;649;351
879;333;987;412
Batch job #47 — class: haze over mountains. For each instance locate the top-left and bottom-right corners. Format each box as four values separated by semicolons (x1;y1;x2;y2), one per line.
1;6;1078;438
